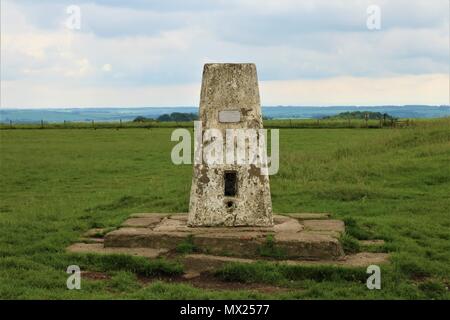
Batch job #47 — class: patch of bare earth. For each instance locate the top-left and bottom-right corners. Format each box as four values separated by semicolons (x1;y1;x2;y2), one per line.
81;271;110;281
136;272;290;294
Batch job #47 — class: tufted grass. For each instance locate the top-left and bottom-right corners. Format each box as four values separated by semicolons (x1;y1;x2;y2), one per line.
0;118;449;299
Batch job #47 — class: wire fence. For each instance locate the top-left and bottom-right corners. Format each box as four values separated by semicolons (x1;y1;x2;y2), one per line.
0;118;419;130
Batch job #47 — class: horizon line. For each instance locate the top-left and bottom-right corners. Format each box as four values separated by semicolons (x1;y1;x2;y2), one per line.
1;104;449;111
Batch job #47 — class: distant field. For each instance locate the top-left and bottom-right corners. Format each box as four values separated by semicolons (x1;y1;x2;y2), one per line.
0;118;449;299
0;117;429;130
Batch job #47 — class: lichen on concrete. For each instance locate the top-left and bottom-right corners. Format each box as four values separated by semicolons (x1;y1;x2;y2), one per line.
188;63;273;227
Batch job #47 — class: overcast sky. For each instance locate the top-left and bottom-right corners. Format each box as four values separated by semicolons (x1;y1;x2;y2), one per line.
1;0;449;108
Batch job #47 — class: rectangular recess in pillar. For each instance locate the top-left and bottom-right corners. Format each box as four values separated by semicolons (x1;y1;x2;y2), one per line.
219;110;241;123
224;171;237;196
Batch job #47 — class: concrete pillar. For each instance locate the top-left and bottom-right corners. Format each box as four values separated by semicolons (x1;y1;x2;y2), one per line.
188;63;273;227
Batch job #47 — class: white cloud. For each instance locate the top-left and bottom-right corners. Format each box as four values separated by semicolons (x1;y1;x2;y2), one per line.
1;0;449;108
102;64;112;72
260;74;449;106
2;74;447;108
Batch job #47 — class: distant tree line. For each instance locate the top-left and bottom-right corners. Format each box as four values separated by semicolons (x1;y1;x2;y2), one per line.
323;111;395;120
133;112;198;122
132;111;394;123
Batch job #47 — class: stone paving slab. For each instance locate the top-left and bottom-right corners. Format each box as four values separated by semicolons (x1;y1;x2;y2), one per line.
183;252;389;273
121;216;163;228
129;213;174;219
78;237;104;244
303;219;345;233
284;213;331;220
273;218;303;233
67;243;167;258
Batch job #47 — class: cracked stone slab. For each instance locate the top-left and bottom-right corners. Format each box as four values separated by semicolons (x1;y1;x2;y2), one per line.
274;232;344;259
273;215;294;224
78;237;104;244
104;228;190;249
183;252;389;273
66;243;167;258
169;214;188;221
153;217;189;232
305;230;342;239
284;213;331;220
129;213;172;219
184;254;254;273
284;252;390;267
121;216;164;228
273;218;303;233
303;219;345;233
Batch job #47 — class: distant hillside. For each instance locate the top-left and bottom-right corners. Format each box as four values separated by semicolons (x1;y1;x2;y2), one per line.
133;112;198;122
1;105;448;123
323;111;395;120
157;112;198;122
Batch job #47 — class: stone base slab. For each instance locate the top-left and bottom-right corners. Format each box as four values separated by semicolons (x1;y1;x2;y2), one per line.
183;252;390;274
67;243;167;258
103;213;345;260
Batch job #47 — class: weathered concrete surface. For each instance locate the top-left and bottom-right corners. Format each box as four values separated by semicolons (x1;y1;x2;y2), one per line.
104;214;344;260
303;219;345;233
122;216;163;228
284;213;331;220
183;252;389;273
78;237;104;244
105;228;190;249
188;63;273;227
184;254;254;273
273;218;303;233
67;243;167;258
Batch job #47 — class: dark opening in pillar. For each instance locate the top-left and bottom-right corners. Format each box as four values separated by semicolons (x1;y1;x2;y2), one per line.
224;171;237;197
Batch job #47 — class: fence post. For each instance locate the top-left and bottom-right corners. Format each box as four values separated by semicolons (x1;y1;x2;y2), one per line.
41;120;44;129
92;120;95;129
10;120;12;129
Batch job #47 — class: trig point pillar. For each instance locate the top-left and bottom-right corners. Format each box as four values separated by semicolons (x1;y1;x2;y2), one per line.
188;63;273;227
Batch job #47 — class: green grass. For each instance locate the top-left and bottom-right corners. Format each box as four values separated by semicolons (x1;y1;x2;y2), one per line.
215;262;368;284
258;234;287;259
0;118;449;299
176;234;197;254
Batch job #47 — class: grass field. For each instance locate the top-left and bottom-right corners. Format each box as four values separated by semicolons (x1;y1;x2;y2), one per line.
0;119;449;299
